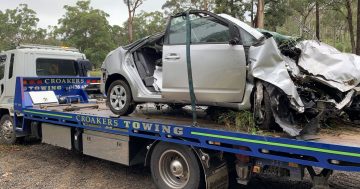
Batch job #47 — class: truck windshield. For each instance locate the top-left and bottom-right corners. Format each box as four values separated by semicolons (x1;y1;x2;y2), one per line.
36;58;78;76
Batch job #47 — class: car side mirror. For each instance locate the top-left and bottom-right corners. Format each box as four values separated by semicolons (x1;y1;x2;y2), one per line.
229;37;240;45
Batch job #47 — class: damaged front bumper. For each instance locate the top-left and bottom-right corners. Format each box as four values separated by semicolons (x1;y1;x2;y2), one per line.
249;36;360;137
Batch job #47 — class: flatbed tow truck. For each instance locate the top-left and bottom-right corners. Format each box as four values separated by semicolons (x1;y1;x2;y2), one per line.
11;76;360;189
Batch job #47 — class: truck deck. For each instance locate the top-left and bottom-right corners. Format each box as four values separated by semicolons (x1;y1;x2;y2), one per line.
35;102;360;148
12;76;360;184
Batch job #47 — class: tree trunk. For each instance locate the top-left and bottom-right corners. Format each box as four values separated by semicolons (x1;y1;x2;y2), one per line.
356;0;360;55
128;18;133;42
203;0;208;11
316;0;320;40
346;0;355;53
333;26;336;47
127;3;133;42
251;0;254;27
256;0;264;28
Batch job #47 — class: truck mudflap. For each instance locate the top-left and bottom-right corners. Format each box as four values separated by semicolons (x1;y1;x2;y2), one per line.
206;164;229;189
192;148;229;189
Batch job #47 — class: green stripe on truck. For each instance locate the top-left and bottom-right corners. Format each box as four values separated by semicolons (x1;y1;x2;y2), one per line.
23;110;73;119
191;131;360;158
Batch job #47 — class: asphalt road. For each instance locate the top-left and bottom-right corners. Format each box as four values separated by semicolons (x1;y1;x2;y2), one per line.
0;143;360;189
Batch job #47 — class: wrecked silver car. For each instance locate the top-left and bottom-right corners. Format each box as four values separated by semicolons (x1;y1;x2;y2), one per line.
101;10;360;137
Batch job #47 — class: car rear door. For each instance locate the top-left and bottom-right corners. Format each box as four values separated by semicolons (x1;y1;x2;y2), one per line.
162;12;247;103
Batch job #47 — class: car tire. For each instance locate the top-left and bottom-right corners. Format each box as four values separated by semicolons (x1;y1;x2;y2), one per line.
150;142;203;189
107;80;136;116
0;115;16;145
254;83;277;131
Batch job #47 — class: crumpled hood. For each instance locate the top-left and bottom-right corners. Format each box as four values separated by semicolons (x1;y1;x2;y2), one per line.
296;40;360;92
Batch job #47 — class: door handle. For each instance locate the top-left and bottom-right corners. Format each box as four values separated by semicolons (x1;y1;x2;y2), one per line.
165;54;180;60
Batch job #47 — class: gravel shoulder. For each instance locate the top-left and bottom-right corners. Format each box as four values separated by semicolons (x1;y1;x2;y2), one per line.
0;143;360;189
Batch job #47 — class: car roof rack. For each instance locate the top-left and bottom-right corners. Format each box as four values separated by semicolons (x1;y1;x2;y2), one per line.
17;44;80;52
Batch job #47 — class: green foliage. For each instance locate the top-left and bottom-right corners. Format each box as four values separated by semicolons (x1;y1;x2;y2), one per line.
162;0;189;15
132;11;167;40
55;1;115;68
264;0;292;31
207;107;257;133
214;0;247;20
220;110;257;134
162;0;214;15
0;4;45;50
89;70;102;77
112;11;167;45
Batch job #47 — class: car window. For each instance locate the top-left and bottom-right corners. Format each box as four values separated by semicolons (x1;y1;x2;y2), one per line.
168;14;230;44
168;16;187;44
239;27;258;46
36;58;78;76
0;55;6;63
191;16;229;43
8;53;14;79
0;62;4;80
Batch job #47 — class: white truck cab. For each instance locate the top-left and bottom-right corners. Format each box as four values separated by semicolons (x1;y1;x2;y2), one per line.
0;44;89;144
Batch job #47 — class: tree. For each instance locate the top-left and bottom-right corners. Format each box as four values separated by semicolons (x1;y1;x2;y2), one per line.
214;0;247;20
315;0;320;40
264;0;291;31
132;11;167;40
256;0;265;28
124;0;144;42
250;0;255;26
110;25;128;46
345;0;355;53
289;0;316;37
329;0;356;53
356;0;360;55
0;4;42;50
55;1;115;68
118;11;166;44
162;0;213;15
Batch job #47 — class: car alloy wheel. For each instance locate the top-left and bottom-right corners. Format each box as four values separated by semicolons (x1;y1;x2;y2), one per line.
109;85;127;111
107;80;136;116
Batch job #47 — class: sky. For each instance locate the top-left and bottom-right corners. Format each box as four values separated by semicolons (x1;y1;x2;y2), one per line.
0;0;167;28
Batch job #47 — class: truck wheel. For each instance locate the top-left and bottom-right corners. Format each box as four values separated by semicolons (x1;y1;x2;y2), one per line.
0;115;16;145
253;82;277;130
151;142;203;189
107;80;136;116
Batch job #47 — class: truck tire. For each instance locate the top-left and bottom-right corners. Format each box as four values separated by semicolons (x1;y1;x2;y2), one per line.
150;142;203;189
253;82;277;130
0;115;16;145
107;80;136;116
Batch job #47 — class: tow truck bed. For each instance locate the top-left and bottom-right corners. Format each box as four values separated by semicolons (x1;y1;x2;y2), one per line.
37;102;360;148
13;77;360;175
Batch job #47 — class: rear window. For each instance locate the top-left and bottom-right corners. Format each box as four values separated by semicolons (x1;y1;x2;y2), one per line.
36;59;78;76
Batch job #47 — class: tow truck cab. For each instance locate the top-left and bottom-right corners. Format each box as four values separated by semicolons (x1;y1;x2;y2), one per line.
0;44;91;144
0;44;90;115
